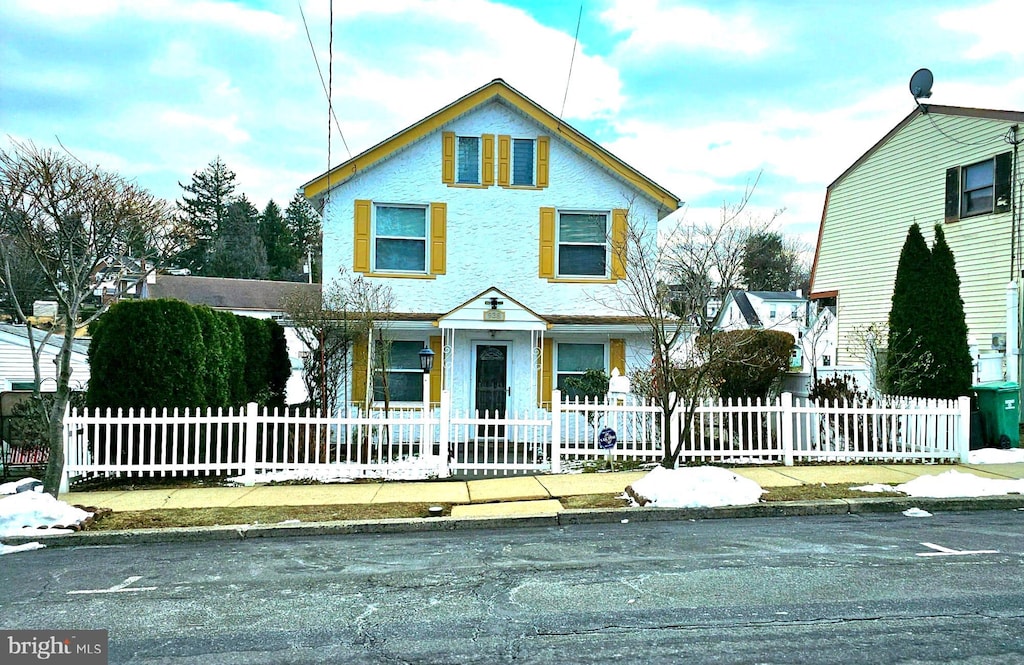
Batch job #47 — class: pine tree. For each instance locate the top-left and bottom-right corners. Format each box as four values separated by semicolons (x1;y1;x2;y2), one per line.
886;223;933;396
741;231;800;291
176;157;237;274
206;195;268;279
926;224;972;398
260;200;300;280
285;193;322;282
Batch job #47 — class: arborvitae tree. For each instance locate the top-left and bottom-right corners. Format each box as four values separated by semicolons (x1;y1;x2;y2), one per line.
926;225;972;398
193;306;230;408
285;192;322;282
176;157;236;275
214;309;246;405
266;318;291;408
207;195;268;279
260;200;300;281
87;300;207;409
236;315;271;403
741;231;800;291
886;223;934;396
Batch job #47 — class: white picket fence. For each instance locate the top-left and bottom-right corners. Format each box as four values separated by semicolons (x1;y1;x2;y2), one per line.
60;390;971;490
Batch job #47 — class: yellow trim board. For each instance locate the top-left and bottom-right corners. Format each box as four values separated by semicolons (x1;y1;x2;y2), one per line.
302;79;681;213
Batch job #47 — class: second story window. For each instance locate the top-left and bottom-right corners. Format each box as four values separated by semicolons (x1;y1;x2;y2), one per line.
374;205;427;273
961;159;994;217
945;151;1011;222
457;136;480;184
558;212;607;277
512;138;535;186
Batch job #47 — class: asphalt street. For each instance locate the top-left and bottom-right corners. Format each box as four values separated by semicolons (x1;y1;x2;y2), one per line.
2;511;1023;664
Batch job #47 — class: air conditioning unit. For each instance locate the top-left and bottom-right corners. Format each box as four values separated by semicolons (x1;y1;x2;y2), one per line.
992;333;1007;351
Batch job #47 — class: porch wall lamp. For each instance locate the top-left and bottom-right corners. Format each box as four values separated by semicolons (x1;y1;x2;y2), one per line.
419;346;435;374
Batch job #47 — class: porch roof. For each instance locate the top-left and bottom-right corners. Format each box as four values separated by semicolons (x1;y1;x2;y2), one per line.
436;287;548;331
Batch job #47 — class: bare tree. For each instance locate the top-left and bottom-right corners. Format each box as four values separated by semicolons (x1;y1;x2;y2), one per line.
0;140;173;496
283;270;393;416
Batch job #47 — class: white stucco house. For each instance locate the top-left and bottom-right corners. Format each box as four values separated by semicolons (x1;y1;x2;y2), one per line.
810;104;1023;396
302;79;681;415
713;290;838;396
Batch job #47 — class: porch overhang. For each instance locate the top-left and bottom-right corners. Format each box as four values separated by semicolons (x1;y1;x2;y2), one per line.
436;287;549;332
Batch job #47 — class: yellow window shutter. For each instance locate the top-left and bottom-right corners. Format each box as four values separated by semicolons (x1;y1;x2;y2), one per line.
497;135;511;186
610;339;626;375
481;134;495;186
611;208;628;280
539;207;556;278
354;200;372;273
430;202;447;275
352;334;369;405
442;131;455;184
429;336;442;404
537;136;550;188
538;338;553;407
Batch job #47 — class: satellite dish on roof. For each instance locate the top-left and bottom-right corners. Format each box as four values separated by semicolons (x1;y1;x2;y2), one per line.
909;68;933;100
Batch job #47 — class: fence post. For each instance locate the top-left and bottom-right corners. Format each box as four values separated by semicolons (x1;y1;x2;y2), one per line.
59;402;72;495
439;390;451;477
781;392;794;466
243;402;259;487
956;395;971;463
550;390;562;474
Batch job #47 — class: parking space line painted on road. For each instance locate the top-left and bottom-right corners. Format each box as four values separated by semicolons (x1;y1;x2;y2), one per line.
67;576;157;595
917;542;1000;557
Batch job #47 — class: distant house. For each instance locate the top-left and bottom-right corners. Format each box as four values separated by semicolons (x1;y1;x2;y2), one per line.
302;78;681;414
146;275;320;404
0;323;90;393
810;104;1023;393
712;290;837;396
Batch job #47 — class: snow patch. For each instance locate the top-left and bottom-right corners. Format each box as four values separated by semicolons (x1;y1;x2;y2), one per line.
227;458;449;485
1;480;93;555
895;470;1024;498
968;448;1024;464
902;507;932;518
853;483;897;493
627;466;763;508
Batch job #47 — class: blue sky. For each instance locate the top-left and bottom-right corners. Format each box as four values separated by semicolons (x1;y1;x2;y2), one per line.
2;0;1022;247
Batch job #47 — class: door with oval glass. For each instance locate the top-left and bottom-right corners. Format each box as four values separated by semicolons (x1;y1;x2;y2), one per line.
474;343;508;437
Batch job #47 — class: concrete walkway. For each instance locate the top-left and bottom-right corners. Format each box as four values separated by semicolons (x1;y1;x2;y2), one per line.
63;463;1024;518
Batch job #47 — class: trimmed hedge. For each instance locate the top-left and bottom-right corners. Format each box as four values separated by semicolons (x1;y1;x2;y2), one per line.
87;298;290;409
699;329;795;399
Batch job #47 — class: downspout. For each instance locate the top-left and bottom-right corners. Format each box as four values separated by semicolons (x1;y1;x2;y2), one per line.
1007;281;1019;384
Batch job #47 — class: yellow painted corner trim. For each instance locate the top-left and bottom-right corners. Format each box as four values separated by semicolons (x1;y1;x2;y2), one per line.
301;80;680;211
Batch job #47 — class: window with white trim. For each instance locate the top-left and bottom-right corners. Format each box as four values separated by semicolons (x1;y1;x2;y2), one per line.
374;205;427;273
556;343;605;393
558;211;608;277
945;152;1012;222
373;340;425;402
456;136;480;184
512;138;535;186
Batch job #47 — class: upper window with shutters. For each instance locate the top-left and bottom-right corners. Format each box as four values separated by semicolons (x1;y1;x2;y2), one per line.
443;131;549;189
538;208;627;283
944;152;1012;222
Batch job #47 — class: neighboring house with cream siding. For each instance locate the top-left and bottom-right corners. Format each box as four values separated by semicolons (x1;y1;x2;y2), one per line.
810;104;1023;394
303;79;681;415
0;324;90;392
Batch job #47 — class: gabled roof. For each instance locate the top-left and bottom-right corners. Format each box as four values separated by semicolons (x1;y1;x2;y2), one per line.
748;290;803;302
810;104;1024;297
437;287;548;331
301;78;682;215
713;290;761;328
148;275;320;313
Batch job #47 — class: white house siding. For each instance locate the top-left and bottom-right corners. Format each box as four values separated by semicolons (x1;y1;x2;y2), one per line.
0;329;91;392
321;99;661;316
813;113;1016;366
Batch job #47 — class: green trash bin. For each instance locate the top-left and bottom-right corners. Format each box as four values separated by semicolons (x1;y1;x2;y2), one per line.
972;382;1020;448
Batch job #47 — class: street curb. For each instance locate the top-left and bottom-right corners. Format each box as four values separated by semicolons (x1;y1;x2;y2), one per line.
6;496;1024;549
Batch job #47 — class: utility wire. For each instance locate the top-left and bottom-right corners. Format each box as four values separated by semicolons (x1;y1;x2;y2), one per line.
298;0;351;159
557;3;584;131
916;101;1002;148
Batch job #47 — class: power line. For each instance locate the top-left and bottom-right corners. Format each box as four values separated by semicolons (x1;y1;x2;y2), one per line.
297;1;351;160
557;2;584;131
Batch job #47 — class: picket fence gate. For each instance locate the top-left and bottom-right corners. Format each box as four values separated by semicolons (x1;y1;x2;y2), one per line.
60;390;971;491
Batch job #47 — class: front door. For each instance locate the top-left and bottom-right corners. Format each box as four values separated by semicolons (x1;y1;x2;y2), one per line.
475;344;508;437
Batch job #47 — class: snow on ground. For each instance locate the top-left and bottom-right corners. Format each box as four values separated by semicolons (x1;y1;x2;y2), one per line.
627;466;764;508
227;458;449;485
855;469;1024;498
968;448;1024;464
0;478;93;556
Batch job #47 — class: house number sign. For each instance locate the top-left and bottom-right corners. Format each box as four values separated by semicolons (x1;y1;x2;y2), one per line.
483;310;505;322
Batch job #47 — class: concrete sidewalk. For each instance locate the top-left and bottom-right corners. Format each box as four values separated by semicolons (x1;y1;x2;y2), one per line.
63;462;1024;518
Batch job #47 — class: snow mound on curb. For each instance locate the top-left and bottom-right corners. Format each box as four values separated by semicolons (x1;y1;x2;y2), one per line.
1;485;93;555
895;470;1024;498
626;466;763;508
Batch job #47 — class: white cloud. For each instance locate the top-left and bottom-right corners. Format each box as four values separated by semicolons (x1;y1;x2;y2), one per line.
936;0;1024;60
600;0;775;58
158;111;250;144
